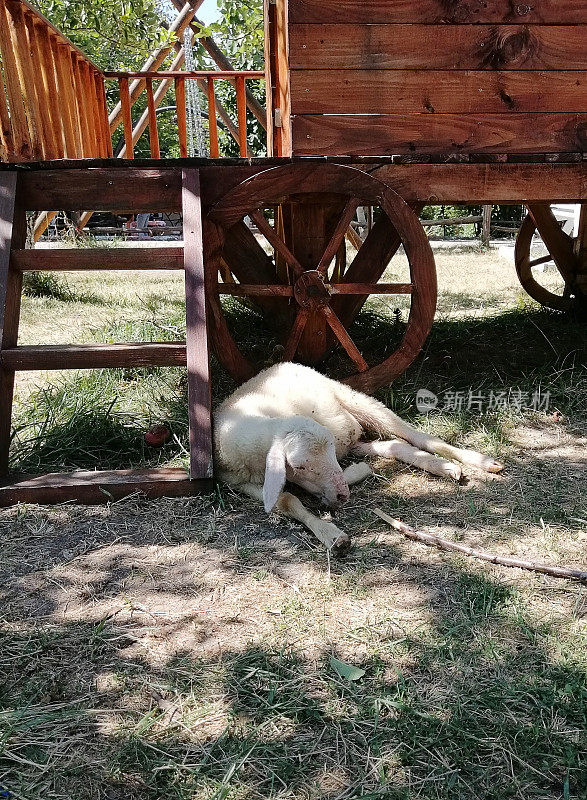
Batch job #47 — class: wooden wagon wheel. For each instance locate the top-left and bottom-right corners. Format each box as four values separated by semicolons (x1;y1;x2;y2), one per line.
204;164;437;394
514;204;581;312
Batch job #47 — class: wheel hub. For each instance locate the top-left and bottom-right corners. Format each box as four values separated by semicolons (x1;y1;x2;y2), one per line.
293;270;331;310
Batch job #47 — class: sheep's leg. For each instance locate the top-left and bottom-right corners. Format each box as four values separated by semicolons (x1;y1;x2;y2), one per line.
237;483;351;552
354;439;462;481
337;385;503;473
343;462;373;485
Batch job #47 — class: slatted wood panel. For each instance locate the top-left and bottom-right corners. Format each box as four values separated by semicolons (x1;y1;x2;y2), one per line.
287;1;587;156
0;0;110;163
289;0;587;24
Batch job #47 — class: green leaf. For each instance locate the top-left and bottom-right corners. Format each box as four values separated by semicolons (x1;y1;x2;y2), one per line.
330;656;365;682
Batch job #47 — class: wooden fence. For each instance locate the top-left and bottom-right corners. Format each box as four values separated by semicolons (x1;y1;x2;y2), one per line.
0;0;111;161
104;69;266;158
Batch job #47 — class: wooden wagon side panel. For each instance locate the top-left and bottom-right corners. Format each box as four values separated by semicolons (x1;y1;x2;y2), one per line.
287;0;587;157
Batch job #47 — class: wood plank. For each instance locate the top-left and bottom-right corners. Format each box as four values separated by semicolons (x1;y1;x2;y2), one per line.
27;16;65;158
79;59;99;157
175;77;188;158
182;168;213;481
25;17;58;159
236;75;248;157
0;63;14;160
5;1;43;159
72;55;91;157
57;41;83;158
207;77;219;158
118;77;134;159
95;73;113;158
17;168;182;211
40;30;67;158
146;77;160;159
0;467;210;506
289;24;587;71
1;342;187;370
0;171;22;476
0;0;32;158
89;69;105;158
289;0;587;24
292;113;587;156
291;70;587;115
11;247;185;271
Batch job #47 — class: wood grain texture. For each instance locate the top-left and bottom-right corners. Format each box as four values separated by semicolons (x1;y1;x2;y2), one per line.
1;342;187;370
182;168;213;481
291;71;587;115
0;171;22;476
289;0;587;24
289;24;587;70
175;77;188;158
11;247;185;271
18;168;182;211
292;113;587;155
0;0;32;159
0;467;210;506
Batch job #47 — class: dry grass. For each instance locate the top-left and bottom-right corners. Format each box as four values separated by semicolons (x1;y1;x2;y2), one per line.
1;244;586;800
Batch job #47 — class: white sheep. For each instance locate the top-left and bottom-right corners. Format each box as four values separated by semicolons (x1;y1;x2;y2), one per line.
214;363;503;551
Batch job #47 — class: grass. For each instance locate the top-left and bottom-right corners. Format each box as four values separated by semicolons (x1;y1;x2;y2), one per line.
1;244;586;799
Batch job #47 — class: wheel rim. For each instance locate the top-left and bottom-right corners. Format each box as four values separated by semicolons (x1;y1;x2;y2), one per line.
204;164;437;394
515;212;573;312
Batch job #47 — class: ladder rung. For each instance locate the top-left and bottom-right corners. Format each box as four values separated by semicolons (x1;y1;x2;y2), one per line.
11;247;184;271
1;342;187;370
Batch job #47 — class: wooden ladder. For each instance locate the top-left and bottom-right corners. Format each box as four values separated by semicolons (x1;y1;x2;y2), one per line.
0;167;212;505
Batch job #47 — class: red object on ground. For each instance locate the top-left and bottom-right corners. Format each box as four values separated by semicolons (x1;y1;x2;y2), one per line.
145;424;171;447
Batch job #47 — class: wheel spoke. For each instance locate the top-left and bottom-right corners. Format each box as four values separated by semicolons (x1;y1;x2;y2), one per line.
282;308;309;361
249;209;304;277
218;284;294;297
317;198;360;274
322;306;368;372
528;254;554;269
330;283;413;295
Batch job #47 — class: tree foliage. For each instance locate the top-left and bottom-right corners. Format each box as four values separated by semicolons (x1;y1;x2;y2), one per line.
31;0;173;70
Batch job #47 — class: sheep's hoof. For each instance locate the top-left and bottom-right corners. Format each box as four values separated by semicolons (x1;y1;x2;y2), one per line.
487;460;505;474
332;533;352;555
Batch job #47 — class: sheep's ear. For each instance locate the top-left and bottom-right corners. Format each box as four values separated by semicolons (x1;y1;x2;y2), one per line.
263;440;287;513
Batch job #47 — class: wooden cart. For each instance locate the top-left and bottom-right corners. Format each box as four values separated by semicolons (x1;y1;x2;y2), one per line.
0;0;585;504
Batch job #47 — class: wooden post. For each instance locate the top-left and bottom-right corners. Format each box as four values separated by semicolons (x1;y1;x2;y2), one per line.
181;168;213;483
118;77;134;158
0;172;23;476
175;76;188;157
574;204;587;310
236;75;247;156
207;76;219;158
482;204;492;247
146;77;161;158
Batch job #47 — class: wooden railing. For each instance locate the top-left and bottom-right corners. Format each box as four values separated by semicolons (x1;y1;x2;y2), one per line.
104;70;267;158
0;0;111;161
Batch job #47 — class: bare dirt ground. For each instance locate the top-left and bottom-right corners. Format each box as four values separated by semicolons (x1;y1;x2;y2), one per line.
1;246;585;800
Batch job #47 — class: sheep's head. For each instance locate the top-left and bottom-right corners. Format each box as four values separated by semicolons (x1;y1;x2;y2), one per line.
263;418;349;513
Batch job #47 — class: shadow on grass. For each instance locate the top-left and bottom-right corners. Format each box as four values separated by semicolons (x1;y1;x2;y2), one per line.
1;564;585;800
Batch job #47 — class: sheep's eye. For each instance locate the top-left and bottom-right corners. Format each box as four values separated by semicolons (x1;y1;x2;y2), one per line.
297;466;305;471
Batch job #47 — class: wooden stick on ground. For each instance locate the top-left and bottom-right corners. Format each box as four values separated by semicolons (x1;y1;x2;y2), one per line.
374;508;587;583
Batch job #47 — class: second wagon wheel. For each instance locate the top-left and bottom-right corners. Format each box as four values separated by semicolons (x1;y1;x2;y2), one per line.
514;204;582;312
204;164;437;394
